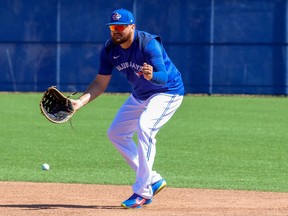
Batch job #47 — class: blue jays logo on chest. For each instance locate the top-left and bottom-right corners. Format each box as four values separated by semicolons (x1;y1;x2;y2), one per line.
116;61;143;77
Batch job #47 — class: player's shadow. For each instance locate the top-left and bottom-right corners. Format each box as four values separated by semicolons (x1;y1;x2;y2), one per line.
0;204;122;210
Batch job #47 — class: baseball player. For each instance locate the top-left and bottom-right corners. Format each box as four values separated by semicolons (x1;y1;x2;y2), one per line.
72;8;184;209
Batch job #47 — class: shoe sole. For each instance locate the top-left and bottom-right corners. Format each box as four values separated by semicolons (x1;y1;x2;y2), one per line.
121;197;146;209
121;203;142;209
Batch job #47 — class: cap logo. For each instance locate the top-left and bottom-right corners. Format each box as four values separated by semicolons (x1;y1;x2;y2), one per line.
112;12;121;21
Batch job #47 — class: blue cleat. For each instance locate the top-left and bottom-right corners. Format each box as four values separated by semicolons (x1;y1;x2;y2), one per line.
143;178;167;205
121;193;147;209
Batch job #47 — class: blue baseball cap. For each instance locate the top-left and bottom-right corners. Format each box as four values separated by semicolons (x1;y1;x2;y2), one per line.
106;8;135;25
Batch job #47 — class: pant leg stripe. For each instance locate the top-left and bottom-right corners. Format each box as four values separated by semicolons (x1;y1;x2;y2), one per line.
146;95;177;161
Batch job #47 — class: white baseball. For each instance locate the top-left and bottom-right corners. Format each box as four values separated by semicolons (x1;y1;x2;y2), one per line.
42;163;50;171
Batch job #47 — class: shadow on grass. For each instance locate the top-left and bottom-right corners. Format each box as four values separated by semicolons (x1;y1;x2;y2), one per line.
0;204;122;210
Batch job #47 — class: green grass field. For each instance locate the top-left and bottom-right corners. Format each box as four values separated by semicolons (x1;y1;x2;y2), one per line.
0;93;287;192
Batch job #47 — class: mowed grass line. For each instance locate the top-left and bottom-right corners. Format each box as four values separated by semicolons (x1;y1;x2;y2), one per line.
0;93;287;192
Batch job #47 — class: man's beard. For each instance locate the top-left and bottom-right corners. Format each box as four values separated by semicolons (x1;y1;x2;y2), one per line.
111;31;132;45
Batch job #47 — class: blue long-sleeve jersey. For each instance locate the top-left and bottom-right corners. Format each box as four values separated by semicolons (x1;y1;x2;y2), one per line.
98;30;185;100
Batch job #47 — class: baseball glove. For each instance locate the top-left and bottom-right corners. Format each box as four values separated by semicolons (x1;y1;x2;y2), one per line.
40;86;75;124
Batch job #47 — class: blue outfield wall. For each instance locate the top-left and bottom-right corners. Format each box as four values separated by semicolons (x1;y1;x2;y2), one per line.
0;0;287;95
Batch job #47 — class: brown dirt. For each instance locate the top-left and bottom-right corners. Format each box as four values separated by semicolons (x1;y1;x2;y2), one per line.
1;181;288;216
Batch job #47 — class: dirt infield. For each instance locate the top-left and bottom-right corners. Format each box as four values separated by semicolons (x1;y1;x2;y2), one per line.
1;182;288;216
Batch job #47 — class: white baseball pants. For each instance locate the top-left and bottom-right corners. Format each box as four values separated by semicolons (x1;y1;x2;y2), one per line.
107;93;183;199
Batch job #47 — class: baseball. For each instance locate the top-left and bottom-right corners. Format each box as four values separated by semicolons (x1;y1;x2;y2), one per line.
42;163;50;171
